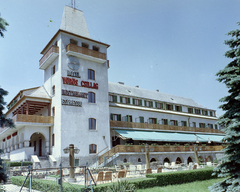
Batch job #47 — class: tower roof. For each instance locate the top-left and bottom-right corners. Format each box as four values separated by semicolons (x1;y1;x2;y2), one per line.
60;5;90;38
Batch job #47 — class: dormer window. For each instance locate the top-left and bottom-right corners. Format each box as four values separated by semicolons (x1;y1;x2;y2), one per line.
82;42;89;48
93;46;99;51
70;39;78;45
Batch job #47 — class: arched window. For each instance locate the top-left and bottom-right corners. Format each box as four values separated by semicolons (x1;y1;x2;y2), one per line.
187;157;193;164
89;118;96;130
88;92;95;103
123;158;127;163
88;69;95;80
176;157;182;164
150;158;157;162
89;144;97;154
138;158;142;163
163;157;170;164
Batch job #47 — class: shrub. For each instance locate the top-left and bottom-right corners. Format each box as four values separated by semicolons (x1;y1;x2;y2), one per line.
146;167;217;186
106;180;136;192
10;161;33;167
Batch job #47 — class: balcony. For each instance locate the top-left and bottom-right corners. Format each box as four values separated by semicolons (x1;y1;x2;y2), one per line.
66;44;106;64
13;114;54;125
39;45;59;69
110;120;224;134
98;144;225;165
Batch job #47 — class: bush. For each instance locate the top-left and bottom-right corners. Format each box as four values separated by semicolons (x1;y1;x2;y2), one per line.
106;180;136;192
10;161;32;167
146;167;217;186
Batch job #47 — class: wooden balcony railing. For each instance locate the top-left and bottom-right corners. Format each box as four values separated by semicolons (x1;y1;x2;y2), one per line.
13;114;54;124
98;145;225;165
110;121;224;134
66;44;106;60
39;45;59;66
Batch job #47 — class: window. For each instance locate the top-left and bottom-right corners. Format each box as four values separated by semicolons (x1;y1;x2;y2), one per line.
155;102;163;109
202;110;208;116
176;105;182;112
199;123;206;128
82;42;89;48
109;95;117;102
139;116;144;123
52;134;55;146
89;118;96;130
188;108;193;113
138;158;142;163
88;92;95;103
170;120;178;126
93;46;99;51
166;104;173;110
133;98;141;106
215;124;218;129
195;109;201;114
110;114;121;121
52;107;55;116
34;141;36;152
52;65;55;75
52;85;55;96
162;119;168;125
210;111;213;116
120;96;127;104
123;115;132;122
192;122;196;127
89;144;97;154
181;121;187;127
149;118;157;124
88;69;95;80
145;100;153;107
208;124;213;129
70;39;78;45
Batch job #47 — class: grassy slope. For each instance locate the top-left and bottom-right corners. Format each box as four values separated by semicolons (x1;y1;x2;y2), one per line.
137;178;224;192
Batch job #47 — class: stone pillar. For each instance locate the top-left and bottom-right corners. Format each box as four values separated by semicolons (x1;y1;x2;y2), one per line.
45;141;49;155
11;145;14;151
15;144;19;150
19;142;23;148
24;140;29;147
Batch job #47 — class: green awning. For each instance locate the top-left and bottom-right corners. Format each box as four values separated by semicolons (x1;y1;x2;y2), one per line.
114;129;225;143
115;129;199;142
196;134;225;143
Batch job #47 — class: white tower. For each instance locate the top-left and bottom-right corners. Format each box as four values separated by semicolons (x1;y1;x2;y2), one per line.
39;6;111;166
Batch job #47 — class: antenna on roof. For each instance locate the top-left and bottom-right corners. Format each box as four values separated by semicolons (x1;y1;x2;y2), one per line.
70;0;76;9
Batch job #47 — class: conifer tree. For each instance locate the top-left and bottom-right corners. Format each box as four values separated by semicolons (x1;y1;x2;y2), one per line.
0;88;14;128
209;23;240;192
0;17;9;38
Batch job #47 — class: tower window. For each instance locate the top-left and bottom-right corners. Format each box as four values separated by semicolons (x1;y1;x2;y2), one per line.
88;92;96;103
52;65;55;75
88;69;95;80
89;144;97;154
93;46;99;51
89;118;96;130
52;86;55;96
82;42;89;48
70;39;78;45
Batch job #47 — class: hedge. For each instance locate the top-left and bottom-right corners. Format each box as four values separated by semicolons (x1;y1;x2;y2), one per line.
10;161;33;167
11;176;156;192
146;167;217;186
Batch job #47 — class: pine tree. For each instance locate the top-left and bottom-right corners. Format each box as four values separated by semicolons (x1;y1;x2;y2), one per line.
0;88;14;128
0;17;9;38
209;23;240;192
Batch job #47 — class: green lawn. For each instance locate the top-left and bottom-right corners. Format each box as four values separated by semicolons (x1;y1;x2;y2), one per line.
137;178;224;192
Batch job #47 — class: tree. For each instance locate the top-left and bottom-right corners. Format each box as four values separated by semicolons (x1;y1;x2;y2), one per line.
209;23;240;191
0;17;9;38
0;88;14;128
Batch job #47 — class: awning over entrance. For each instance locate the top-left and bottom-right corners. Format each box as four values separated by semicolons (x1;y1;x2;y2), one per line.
114;129;224;143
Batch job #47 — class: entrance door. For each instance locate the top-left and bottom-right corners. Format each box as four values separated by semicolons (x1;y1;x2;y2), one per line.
39;139;42;156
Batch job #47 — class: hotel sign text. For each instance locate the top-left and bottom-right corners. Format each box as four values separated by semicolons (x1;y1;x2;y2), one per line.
62;77;98;89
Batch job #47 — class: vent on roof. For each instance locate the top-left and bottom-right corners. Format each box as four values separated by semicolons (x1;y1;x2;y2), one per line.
156;89;159;92
136;85;139;88
118;82;124;85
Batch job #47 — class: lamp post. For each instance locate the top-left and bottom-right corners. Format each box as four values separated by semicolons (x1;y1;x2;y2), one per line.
141;144;153;169
63;144;80;182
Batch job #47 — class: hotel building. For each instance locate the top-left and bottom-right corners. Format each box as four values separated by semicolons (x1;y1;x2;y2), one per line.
0;6;225;167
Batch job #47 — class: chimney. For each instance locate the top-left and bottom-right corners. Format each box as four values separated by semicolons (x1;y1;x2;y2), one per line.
136;85;139;88
156;89;159;92
118;82;124;85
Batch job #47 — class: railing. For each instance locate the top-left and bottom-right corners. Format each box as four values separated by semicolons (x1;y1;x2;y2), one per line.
66;44;106;60
98;144;225;165
13;114;54;124
110;121;224;134
39;45;59;66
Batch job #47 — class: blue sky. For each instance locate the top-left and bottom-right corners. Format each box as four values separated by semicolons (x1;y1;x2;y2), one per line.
1;0;240;116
